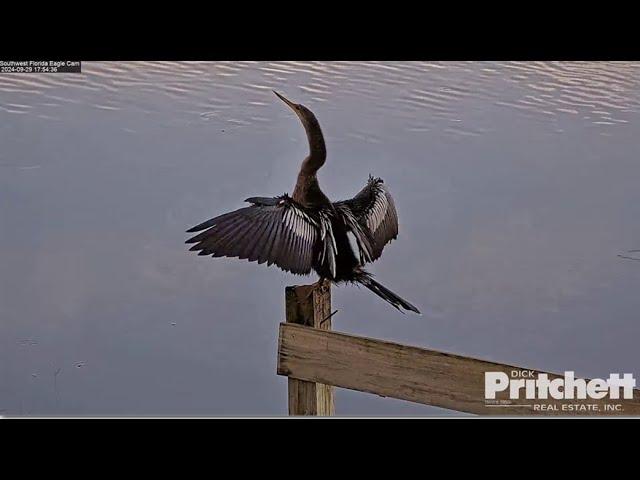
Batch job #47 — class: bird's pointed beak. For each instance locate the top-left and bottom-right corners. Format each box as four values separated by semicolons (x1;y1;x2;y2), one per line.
273;90;297;111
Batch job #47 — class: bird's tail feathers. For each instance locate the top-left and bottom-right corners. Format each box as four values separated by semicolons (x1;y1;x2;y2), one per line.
355;272;421;314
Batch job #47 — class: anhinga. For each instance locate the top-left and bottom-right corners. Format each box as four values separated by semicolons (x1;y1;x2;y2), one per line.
186;91;420;314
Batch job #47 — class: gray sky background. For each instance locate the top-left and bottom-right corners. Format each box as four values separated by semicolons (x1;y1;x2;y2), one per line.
1;62;639;416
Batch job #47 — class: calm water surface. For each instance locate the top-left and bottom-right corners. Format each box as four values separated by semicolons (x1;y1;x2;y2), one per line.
1;62;639;415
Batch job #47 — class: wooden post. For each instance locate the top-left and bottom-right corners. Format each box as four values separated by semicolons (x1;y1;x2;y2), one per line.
283;280;335;416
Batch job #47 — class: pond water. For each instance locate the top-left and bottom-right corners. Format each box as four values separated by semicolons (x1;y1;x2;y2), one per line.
1;62;639;415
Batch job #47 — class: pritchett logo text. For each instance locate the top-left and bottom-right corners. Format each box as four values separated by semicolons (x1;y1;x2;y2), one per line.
485;371;636;400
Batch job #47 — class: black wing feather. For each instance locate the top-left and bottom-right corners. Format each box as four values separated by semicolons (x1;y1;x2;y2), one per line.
335;176;399;263
186;196;319;275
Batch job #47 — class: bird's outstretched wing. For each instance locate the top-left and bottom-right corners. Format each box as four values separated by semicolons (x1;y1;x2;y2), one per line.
185;195;320;275
335;176;399;263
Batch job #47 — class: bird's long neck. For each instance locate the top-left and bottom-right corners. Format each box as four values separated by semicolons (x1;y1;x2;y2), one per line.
292;171;330;207
293;117;329;207
300;118;326;175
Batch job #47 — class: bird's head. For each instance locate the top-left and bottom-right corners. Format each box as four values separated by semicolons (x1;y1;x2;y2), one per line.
273;90;319;129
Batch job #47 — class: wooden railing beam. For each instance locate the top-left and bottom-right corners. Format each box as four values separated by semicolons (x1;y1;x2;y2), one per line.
277;322;640;416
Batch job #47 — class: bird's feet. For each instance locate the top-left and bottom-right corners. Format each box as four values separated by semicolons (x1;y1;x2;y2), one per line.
303;278;328;301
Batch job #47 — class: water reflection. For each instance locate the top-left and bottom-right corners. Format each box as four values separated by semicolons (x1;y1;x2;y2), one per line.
2;62;638;139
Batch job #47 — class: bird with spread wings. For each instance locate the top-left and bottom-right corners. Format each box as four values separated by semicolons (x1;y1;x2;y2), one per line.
186;91;420;314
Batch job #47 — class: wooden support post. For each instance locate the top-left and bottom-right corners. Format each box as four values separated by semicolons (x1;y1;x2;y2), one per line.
284;280;335;416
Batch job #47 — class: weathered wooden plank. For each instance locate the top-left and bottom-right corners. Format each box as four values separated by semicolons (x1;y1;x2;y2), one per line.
277;323;640;415
284;281;335;416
